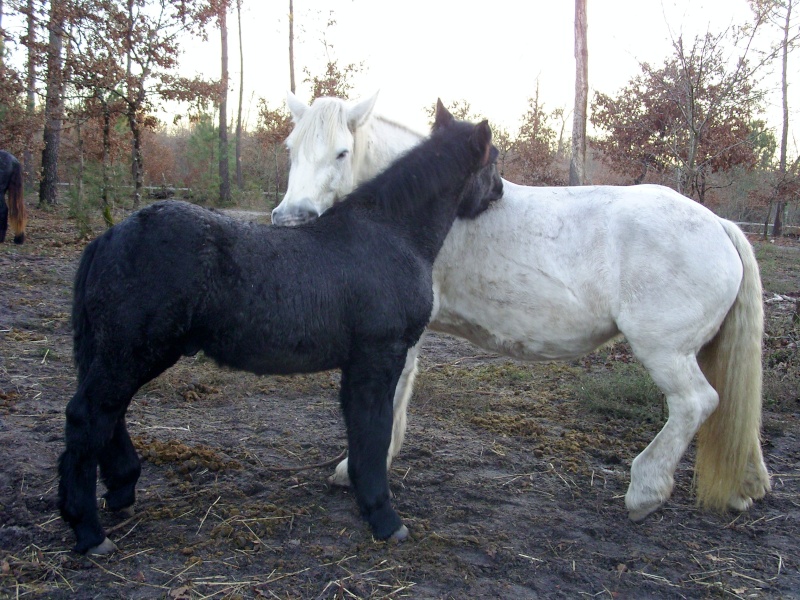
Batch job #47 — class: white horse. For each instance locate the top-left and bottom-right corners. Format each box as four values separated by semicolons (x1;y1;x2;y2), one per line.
272;92;771;522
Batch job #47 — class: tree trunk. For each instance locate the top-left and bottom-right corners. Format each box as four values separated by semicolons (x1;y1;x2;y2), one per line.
39;1;65;207
569;0;588;186
127;103;144;208
24;0;36;191
101;96;111;209
288;0;295;94
235;0;244;191
219;3;231;204
0;0;4;69
772;0;792;238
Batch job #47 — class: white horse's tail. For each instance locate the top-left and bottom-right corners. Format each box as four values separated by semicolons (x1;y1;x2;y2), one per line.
695;219;771;512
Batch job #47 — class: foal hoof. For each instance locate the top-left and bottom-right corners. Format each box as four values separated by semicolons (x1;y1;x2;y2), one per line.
88;537;118;556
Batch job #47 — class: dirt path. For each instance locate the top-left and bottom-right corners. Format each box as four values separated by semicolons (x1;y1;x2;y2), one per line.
1;205;798;599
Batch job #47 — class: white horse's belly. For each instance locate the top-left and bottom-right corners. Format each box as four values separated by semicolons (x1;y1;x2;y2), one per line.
429;186;620;361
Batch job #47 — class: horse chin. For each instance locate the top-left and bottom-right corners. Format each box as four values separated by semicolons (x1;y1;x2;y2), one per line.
274;216;313;227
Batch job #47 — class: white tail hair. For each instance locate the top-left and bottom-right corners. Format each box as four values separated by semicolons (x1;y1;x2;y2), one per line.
695;219;771;512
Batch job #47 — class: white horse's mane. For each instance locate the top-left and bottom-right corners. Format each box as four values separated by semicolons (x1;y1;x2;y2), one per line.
372;114;424;141
287;98;350;154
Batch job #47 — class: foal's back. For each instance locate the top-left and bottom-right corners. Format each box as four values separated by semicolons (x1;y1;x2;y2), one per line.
80;201;433;375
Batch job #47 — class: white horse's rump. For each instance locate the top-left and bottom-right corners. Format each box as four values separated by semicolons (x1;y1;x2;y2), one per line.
273;93;771;521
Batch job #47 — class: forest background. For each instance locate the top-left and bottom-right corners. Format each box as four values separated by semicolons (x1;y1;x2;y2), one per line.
0;0;798;237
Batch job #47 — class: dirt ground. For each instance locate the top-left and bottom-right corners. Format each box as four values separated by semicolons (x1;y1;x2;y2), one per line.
1;204;798;599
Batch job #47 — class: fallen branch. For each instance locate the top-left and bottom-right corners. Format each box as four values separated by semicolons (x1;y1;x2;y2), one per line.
263;449;347;473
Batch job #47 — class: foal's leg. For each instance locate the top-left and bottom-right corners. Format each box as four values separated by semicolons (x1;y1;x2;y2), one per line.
340;345;408;540
330;338;422;486
625;350;719;521
98;416;141;515
58;366;139;554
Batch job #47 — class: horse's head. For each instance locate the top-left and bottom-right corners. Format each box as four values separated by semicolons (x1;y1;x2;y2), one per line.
431;99;503;219
271;92;378;226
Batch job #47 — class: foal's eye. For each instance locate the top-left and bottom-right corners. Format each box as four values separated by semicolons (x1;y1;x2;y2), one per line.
336;150;349;160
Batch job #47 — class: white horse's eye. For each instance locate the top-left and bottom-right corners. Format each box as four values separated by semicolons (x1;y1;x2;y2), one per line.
336;150;349;160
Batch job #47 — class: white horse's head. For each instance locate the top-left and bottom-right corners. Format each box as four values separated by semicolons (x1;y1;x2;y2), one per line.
271;92;379;226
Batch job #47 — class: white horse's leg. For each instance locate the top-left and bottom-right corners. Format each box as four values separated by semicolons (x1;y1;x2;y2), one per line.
625;352;719;521
329;339;422;487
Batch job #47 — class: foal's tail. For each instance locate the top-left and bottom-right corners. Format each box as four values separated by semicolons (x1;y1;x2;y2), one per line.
695;219;770;513
7;157;27;244
72;237;102;381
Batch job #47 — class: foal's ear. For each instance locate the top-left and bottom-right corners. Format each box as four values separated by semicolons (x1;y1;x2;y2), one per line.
347;92;379;132
433;99;454;131
470;120;493;165
287;91;309;123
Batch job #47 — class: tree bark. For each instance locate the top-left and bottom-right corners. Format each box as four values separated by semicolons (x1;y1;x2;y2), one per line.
773;0;792;238
0;0;4;69
39;1;65;207
219;3;231;204
127;100;144;208
235;0;243;191
569;0;588;186
288;0;295;93
24;0;36;191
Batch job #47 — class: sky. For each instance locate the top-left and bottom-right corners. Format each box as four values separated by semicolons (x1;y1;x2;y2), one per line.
172;0;795;148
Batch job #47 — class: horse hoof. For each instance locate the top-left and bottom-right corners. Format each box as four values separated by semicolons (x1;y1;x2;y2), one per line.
628;503;661;522
88;537;118;556
727;495;753;512
118;506;135;518
390;525;409;542
327;460;352;488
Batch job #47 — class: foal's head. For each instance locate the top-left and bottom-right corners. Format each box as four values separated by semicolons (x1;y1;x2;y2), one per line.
429;99;503;219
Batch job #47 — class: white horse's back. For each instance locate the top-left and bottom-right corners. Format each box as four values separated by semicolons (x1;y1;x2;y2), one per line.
431;182;741;361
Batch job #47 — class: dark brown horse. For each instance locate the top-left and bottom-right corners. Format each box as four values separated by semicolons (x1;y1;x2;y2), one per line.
0;151;28;244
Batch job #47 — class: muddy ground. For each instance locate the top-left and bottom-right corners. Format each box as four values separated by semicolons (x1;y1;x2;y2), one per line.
1;204;798;599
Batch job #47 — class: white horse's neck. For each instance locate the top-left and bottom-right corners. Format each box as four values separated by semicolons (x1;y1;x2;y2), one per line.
353;116;423;185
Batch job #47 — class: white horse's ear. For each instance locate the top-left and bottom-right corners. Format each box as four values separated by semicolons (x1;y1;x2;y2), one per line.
347;92;379;132
286;91;309;123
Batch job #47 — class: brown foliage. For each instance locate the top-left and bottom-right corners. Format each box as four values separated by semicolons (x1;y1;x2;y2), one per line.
591;32;764;203
255;101;293;148
0;65;37;156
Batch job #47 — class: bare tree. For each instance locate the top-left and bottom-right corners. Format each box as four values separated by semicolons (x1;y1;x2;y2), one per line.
0;0;4;66
24;0;36;190
569;0;588;185
235;0;243;190
288;0;295;93
752;0;799;236
218;0;231;204
39;0;66;206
